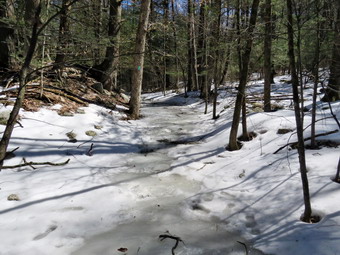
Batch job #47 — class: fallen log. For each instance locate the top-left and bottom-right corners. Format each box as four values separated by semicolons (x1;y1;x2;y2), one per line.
273;129;339;154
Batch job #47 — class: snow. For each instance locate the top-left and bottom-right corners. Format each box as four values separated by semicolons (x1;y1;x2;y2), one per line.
0;76;339;255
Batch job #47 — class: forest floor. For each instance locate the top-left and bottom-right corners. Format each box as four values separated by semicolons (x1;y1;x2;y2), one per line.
0;74;339;255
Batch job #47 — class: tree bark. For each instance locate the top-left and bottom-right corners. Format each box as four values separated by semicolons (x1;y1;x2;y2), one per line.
311;1;321;149
0;4;42;165
228;0;260;151
187;0;198;92
129;0;151;119
322;1;340;102
93;0;102;65
0;0;15;70
187;0;193;92
171;0;180;89
24;0;41;26
287;0;312;223
212;0;222;119
163;0;170;94
263;0;272;112
97;0;122;91
198;0;207;98
54;0;72;68
0;0;80;166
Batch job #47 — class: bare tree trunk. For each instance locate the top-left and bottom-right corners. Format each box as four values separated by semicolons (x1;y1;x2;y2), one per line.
96;0;122;91
163;0;171;94
212;0;222;119
322;1;340;102
263;0;272;112
93;0;102;65
171;0;179;90
228;0;260;151
24;0;41;25
188;0;199;91
287;0;312;223
198;0;207;98
0;0;80;167
129;0;151;119
295;5;304;126
54;0;71;68
0;4;42;165
311;1;321;149
187;0;193;92
0;0;15;70
241;97;248;140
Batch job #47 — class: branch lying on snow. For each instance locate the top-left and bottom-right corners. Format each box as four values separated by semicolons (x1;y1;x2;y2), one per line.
159;233;184;255
273;129;339;154
237;241;249;255
1;158;70;170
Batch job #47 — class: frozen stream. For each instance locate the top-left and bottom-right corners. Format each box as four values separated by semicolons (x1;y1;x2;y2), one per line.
72;95;265;255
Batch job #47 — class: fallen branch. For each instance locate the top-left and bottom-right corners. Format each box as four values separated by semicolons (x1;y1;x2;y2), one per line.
237;241;249;255
86;143;94;156
1;158;70;170
159;234;184;255
30;87;87;105
274;129;339;154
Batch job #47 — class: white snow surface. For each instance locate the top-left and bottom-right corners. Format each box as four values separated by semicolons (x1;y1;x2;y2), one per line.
0;76;339;255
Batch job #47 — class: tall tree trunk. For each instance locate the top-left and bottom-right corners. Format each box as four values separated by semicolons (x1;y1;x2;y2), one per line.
322;1;340;102
212;0;222;119
187;0;199;92
0;0;15;70
228;0;260;151
129;0;151;119
163;0;170;94
24;0;41;25
54;0;71;68
0;4;42;166
171;0;180;89
287;0;312;223
97;0;122;91
0;0;80;166
311;1;321;149
295;4;304;126
198;0;207;98
187;0;193;92
263;0;272;112
93;0;102;65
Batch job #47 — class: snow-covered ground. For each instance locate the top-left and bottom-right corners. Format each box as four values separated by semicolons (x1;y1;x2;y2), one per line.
0;76;339;255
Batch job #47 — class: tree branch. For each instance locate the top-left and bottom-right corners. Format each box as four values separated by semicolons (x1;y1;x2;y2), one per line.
1;159;70;170
274;129;339;154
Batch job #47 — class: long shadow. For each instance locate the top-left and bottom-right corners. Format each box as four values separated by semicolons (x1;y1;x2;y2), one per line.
143;92;201;107
0;165;175;215
251;211;340;255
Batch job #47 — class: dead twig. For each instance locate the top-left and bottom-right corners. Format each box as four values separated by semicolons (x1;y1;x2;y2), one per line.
237;241;249;255
159;234;184;255
1;158;70;170
274;129;339;154
23;158;36;170
86;143;94;156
